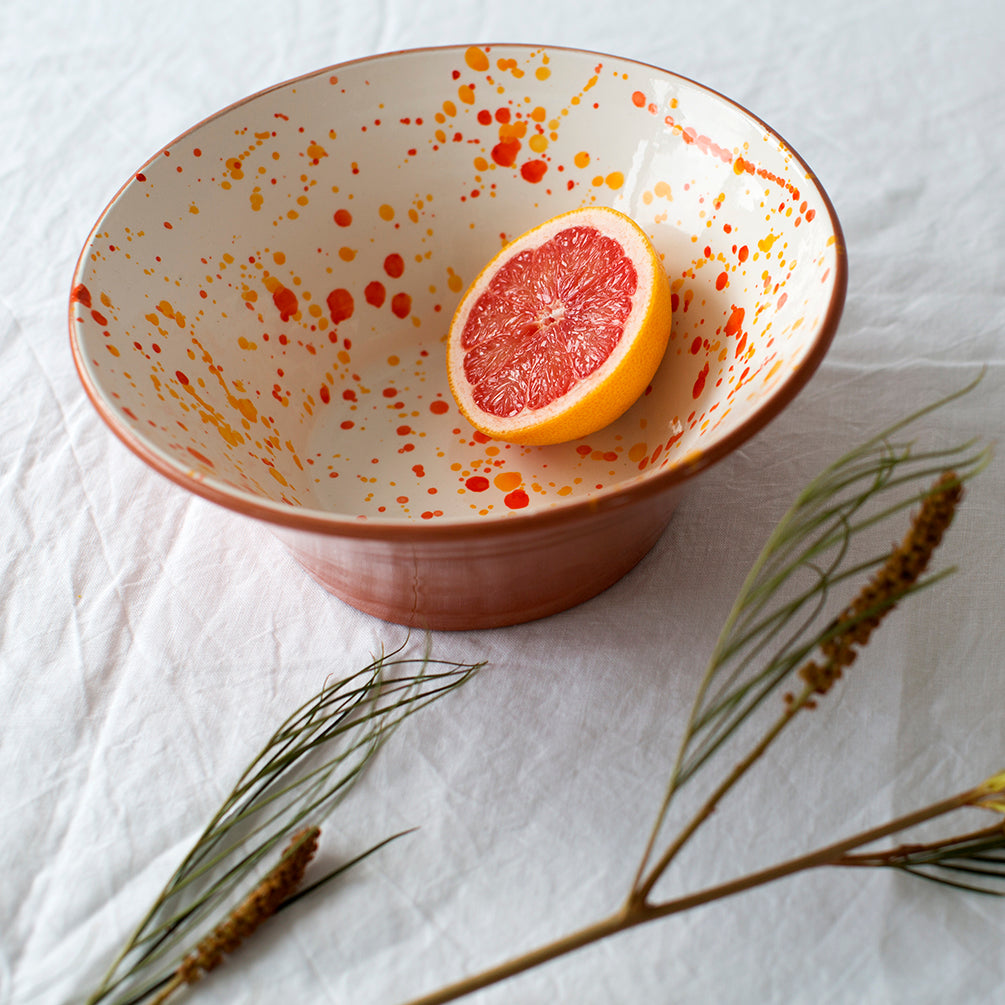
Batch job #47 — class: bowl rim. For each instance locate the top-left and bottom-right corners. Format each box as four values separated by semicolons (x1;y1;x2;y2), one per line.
69;42;847;543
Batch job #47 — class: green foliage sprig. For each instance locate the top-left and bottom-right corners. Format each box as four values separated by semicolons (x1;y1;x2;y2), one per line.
86;376;1001;1005
86;647;482;1005
400;375;1001;1005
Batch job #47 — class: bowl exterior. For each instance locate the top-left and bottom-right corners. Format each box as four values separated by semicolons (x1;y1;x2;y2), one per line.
273;487;683;629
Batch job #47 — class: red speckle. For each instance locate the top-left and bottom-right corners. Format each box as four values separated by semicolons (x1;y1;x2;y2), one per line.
472;431;492;444
738;245;749;263
340;420;354;430
715;271;729;291
703;245;712;259
136;172;147;182
520;160;547;183
693;362;709;399
632;90;646;107
725;305;745;337
477;110;492;125
396;424;412;436
491;138;521;167
452;69;461;79
495;107;511;123
71;284;92;308
364;281;386;308
176;370;190;385
504;489;529;509
273;286;298;321
382;387;398;398
576;444;592;456
334;208;352;226
690;336;702;355
777;292;788;309
193;148;202;157
163;221;173;229
412;464;425;477
430;399;449;415
671;293;680;313
326;288;354;323
466;475;490;492
384;253;404;278
391;293;412;319
343;389;357;402
122;407;137;421
319;385;331;404
187;447;214;466
805;208;816;222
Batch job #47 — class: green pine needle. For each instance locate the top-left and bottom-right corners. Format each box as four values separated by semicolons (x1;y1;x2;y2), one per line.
86;644;482;1005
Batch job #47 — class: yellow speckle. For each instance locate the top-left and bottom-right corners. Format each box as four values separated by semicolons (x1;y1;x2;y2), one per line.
529;134;548;153
606;171;625;190
758;233;779;252
447;267;463;293
535;66;551;81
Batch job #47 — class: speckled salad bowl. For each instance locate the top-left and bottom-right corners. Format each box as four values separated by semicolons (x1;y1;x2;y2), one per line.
70;44;846;629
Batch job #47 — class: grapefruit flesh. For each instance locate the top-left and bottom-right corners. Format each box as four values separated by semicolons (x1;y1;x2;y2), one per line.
447;206;672;446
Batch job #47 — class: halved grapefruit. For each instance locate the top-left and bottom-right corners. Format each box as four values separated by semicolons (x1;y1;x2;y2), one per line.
446;206;672;446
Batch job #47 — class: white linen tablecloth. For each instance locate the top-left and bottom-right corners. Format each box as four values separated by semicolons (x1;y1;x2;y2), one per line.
3;1;1004;1002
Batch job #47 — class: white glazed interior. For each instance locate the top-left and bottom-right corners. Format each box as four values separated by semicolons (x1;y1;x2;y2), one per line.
71;45;844;528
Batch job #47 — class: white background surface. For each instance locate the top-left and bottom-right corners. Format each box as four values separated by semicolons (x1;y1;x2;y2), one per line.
3;1;1004;1003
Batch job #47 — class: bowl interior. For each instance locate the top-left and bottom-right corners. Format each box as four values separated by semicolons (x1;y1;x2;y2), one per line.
71;45;843;527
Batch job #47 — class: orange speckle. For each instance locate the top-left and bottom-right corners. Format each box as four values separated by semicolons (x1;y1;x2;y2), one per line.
379;204;395;221
632;90;646;107
574;151;590;168
494;471;522;492
458;84;475;105
338;247;356;261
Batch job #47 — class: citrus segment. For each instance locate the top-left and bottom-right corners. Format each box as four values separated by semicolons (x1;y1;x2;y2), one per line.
447;206;672;445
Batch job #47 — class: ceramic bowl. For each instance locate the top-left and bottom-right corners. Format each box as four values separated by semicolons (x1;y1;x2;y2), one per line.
70;44;846;629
